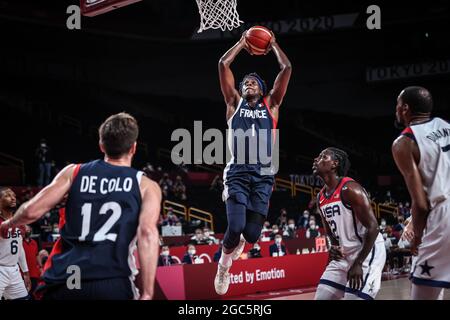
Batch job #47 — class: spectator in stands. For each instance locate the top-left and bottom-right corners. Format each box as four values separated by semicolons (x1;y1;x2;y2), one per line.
190;228;206;245
39;212;53;242
248;243;262;259
158;245;176;266
142;162;155;178
379;218;387;233
305;218;321;239
297;210;310;229
22;225;40;294
162;208;179;226
172;175;187;201
182;245;197;264
393;215;405;233
209;175;224;193
37;250;49;276
403;202;411;219
48;223;60;242
203;227;218;245
159;173;173;198
275;208;288;228
261;221;271;233
269;224;280;240
269;235;287;257
35;138;53;187
283;219;297;239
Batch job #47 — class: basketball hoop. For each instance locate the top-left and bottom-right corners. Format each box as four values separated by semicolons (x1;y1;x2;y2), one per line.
195;0;243;33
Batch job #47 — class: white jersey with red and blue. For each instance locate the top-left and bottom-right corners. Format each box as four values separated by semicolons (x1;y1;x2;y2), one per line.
316;177;385;300
401;118;450;288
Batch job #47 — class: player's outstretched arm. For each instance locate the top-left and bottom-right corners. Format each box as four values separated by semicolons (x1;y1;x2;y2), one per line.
1;164;75;231
341;181;379;290
218;33;248;119
137;177;162;300
267;35;292;109
392;135;429;254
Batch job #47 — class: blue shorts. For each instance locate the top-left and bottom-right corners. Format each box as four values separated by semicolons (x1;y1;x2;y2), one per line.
223;168;274;216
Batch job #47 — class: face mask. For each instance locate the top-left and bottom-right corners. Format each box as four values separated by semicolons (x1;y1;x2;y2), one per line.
289;224;295;229
381;220;386;227
45;213;51;218
309;224;316;229
161;251;169;257
275;238;282;244
204;232;210;237
303;213;309;218
53;228;59;233
383;233;387;240
273;229;279;234
188;250;196;255
254;246;260;251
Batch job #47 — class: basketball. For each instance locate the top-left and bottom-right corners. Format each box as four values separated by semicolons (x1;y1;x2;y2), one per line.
245;26;273;55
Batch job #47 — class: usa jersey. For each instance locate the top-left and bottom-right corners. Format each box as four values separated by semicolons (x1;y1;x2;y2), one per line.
224;97;277;177
0;221;24;267
403;117;450;208
43;160;143;285
318;177;383;254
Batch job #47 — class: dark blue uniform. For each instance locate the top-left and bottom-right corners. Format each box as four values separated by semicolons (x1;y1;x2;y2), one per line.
223;97;276;216
42;160;143;300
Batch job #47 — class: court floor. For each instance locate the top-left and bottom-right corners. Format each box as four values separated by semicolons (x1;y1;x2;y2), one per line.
266;278;450;300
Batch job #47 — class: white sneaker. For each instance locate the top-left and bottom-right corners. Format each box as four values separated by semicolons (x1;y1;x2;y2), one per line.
231;238;246;261
214;263;230;295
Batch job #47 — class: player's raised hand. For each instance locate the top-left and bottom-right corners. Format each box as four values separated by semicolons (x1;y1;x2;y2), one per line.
239;30;253;55
264;31;276;55
328;245;344;261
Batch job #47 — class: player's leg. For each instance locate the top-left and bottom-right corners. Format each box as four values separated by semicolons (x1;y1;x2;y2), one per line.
242;210;265;244
314;261;347;300
3;266;30;300
315;283;344;300
0;267;9;299
215;195;247;295
411;284;444;300
410;202;450;299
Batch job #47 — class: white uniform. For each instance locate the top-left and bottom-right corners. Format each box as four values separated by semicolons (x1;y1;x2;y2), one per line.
405;117;450;288
315;177;386;300
0;220;29;300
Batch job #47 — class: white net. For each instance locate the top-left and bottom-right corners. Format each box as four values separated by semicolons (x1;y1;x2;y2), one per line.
195;0;243;33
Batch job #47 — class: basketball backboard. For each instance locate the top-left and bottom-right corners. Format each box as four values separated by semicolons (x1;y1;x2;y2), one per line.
80;0;142;17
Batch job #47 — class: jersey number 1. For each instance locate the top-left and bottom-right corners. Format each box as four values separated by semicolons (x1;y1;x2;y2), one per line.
79;202;122;242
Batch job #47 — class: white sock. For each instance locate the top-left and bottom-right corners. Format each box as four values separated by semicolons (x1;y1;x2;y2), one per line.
219;250;233;268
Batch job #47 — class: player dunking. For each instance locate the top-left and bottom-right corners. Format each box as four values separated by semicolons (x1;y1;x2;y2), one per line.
391;86;450;300
0;188;31;300
313;148;386;300
0;113;162;300
214;30;291;295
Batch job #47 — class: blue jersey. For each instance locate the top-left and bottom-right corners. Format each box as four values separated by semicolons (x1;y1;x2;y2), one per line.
225;97;277;176
43;160;143;285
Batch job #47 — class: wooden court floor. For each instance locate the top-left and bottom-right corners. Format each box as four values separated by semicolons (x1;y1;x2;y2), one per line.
266;278;450;300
